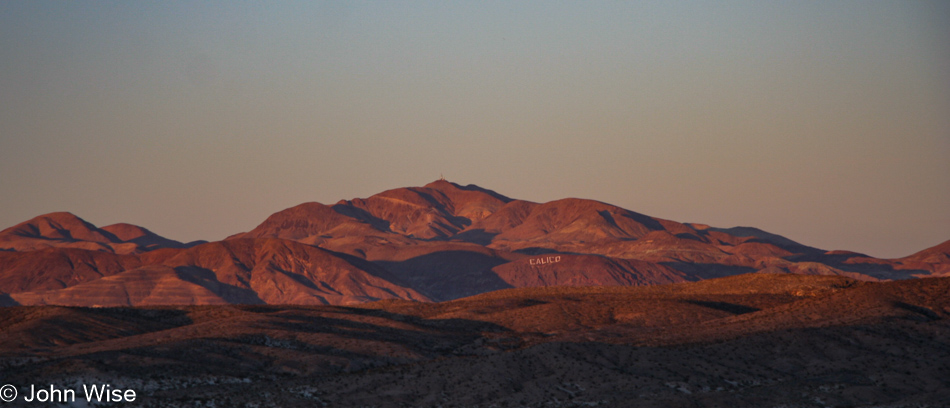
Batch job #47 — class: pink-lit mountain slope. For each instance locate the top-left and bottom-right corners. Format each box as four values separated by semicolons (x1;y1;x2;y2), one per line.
1;180;945;305
225;180;945;300
0;212;194;254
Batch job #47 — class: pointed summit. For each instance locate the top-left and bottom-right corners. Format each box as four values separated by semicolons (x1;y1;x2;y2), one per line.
231;180;514;244
422;179;513;204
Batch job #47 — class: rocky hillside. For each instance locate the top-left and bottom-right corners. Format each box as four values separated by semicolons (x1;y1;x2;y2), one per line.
0;180;946;306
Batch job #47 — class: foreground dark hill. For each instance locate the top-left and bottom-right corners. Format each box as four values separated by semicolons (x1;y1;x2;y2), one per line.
0;180;946;306
0;274;947;407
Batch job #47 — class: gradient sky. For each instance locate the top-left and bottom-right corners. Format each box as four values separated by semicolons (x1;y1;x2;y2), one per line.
1;1;948;258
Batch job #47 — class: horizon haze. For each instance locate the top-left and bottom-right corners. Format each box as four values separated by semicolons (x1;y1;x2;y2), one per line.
1;1;948;258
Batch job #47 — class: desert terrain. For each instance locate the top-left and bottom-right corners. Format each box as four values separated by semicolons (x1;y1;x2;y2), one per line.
0;181;948;407
0;274;948;407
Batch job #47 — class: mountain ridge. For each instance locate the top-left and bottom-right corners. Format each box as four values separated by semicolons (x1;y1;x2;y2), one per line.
0;180;946;306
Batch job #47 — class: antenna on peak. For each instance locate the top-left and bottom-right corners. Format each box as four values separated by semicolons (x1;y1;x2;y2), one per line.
440;173;445;181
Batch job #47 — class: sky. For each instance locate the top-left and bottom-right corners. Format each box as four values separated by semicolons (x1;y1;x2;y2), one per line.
1;1;948;258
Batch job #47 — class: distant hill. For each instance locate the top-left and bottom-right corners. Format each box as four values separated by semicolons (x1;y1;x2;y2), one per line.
0;212;192;254
101;223;200;251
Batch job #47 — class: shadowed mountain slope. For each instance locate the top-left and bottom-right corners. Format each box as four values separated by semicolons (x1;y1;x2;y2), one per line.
101;223;196;251
153;239;429;305
0;248;142;293
8;239;429;307
10;265;246;307
490;253;692;288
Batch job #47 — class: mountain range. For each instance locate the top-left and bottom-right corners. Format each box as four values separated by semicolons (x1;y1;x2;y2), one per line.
1;180;947;306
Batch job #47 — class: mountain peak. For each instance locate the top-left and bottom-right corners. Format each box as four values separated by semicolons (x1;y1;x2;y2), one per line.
424;178;454;187
0;213;192;254
101;223;190;250
422;180;512;204
2;180;946;308
902;239;950;264
1;212;115;243
100;223;151;241
24;212;91;229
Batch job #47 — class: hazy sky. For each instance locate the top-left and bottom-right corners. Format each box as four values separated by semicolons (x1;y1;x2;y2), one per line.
1;1;948;258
